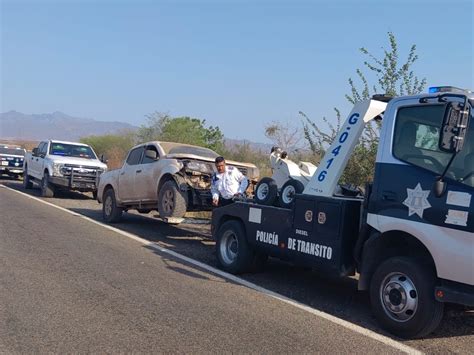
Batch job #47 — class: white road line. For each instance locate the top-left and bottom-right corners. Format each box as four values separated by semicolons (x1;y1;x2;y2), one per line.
0;184;422;354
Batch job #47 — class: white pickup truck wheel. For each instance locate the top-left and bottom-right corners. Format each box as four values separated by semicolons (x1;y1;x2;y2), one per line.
23;167;33;189
41;173;55;198
157;180;187;218
102;188;123;223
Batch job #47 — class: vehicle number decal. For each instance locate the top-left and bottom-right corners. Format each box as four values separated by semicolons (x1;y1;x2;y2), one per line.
317;113;359;182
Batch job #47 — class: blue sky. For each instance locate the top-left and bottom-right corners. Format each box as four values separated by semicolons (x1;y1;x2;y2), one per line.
1;0;473;142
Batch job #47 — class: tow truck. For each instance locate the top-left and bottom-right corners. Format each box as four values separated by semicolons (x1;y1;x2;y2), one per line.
211;87;474;339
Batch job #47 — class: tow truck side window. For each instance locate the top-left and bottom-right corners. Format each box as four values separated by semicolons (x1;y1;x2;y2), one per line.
393;104;474;187
126;147;143;166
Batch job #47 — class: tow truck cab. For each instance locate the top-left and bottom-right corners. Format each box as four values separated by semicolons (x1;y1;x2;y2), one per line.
211;87;473;339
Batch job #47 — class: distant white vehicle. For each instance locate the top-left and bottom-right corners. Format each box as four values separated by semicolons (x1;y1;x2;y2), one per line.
23;140;108;198
0;145;26;179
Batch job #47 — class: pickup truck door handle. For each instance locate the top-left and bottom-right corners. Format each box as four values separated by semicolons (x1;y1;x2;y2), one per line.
136;170;142;173
120;172;125;176
382;191;397;201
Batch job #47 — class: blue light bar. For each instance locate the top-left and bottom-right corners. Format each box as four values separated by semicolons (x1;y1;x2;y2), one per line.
428;86;468;94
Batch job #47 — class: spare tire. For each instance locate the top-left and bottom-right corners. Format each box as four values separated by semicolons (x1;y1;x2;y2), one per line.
254;177;278;206
279;179;304;209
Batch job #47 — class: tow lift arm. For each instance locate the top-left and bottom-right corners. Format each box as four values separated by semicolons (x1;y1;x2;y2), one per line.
303;99;387;197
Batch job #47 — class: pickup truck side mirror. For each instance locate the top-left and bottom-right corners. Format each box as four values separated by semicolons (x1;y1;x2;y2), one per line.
100;154;108;164
32;147;39;156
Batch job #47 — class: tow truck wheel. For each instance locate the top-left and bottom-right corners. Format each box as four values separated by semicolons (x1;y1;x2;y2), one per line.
23;168;33;189
41;173;55;198
103;188;123;223
216;220;256;274
279;179;304;209
370;257;444;339
255;177;278;206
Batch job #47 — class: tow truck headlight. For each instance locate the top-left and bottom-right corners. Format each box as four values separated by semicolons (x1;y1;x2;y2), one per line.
52;162;64;177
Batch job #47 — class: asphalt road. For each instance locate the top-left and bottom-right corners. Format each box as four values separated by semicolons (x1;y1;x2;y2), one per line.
1;178;473;353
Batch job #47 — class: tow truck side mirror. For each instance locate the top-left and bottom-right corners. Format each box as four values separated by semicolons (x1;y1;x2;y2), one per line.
32;148;39;156
439;102;470;153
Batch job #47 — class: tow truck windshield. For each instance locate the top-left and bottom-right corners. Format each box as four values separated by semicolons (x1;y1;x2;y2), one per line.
49;143;97;159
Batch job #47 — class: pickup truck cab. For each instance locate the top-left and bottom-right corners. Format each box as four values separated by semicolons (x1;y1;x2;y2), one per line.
97;141;259;223
23;140;107;198
0;145;26;179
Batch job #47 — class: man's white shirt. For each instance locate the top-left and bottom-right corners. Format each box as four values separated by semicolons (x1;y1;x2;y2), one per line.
211;166;248;200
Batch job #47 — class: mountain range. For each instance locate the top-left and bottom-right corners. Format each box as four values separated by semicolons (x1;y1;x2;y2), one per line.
0;110;137;141
0;110;273;151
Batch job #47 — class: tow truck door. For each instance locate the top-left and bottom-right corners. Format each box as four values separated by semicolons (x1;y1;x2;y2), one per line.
370;98;474;285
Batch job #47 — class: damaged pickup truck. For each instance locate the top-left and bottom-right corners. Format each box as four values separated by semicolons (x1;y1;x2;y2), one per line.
97;141;259;223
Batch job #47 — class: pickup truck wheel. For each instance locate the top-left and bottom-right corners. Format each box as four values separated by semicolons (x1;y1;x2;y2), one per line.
216;220;255;274
278;179;304;209
41;173;55;197
370;257;444;339
103;188;123;223
23;168;33;189
157;180;187;218
254;177;278;206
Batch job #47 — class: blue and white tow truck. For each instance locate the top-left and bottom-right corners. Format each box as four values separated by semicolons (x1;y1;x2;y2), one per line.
211;87;474;339
0;145;26;179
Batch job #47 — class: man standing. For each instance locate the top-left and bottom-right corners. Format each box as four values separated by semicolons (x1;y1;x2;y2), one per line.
211;156;248;207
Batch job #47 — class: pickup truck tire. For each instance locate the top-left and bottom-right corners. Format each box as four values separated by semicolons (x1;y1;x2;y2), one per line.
278;179;304;209
370;256;444;339
216;220;258;274
255;177;278;206
23;168;33;189
157;180;187;218
41;173;55;197
103;188;123;223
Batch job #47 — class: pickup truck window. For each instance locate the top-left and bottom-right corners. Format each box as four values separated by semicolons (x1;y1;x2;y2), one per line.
49;143;97;159
126;147;143;165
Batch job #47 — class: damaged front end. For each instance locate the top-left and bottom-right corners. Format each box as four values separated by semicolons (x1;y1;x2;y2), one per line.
177;159;259;210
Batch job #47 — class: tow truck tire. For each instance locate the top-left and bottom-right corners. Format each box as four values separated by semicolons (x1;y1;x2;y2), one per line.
157;180;188;218
255;177;278;206
23;168;33;189
278;179;304;209
103;188;123;223
216;220;257;274
41;173;55;198
370;257;444;339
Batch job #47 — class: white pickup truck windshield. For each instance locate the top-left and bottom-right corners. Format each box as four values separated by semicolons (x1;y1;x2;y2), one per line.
49;143;97;159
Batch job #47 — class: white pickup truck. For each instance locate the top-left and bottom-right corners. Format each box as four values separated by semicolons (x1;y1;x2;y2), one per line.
23;140;108;198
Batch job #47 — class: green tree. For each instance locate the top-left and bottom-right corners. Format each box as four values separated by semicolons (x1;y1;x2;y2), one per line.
302;32;426;186
138;112;225;153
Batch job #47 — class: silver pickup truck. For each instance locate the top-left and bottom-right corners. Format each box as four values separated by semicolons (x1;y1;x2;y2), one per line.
97;141;259;223
23;140;108;198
